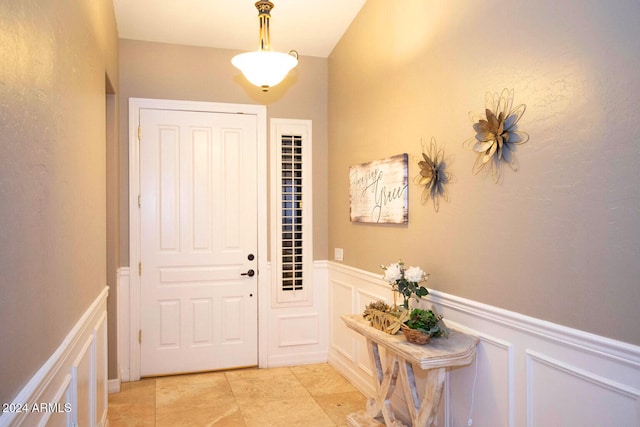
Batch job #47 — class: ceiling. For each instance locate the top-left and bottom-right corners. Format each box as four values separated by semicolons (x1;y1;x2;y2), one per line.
113;0;366;58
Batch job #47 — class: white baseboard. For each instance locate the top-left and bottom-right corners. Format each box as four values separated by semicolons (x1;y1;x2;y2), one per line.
328;351;375;397
327;261;640;427
107;379;120;394
267;351;329;368
0;287;110;427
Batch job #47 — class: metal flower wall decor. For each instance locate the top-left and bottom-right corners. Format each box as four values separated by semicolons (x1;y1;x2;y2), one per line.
463;89;529;183
415;137;452;212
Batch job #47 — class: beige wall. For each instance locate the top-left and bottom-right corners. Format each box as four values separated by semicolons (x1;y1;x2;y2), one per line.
118;39;328;266
115;39;329;376
328;0;640;345
0;0;119;404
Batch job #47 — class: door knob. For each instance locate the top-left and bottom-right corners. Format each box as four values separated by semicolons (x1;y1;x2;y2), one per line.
241;269;255;277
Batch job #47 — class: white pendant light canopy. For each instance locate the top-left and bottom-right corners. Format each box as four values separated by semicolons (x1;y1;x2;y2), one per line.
232;1;298;92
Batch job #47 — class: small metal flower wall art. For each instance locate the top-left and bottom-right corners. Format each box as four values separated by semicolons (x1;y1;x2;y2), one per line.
415;137;452;212
463;89;529;183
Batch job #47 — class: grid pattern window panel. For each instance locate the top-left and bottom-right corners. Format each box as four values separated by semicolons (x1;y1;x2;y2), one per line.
281;135;303;292
270;118;312;306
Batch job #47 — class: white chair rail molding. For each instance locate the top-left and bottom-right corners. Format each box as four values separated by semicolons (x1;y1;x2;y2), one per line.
326;261;640;427
0;288;109;427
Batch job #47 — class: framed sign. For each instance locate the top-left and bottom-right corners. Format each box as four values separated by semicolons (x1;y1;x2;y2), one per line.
349;154;408;224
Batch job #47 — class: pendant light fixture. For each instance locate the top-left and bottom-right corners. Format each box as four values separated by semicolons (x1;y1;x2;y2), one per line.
232;1;298;92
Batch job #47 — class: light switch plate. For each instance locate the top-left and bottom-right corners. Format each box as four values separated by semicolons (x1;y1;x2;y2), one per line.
334;248;344;262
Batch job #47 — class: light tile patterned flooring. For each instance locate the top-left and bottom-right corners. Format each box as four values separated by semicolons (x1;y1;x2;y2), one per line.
108;363;367;426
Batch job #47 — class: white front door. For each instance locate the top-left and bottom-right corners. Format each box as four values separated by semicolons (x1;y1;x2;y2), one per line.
138;108;258;377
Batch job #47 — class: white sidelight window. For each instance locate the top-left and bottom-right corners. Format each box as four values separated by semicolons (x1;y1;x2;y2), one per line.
270;119;313;306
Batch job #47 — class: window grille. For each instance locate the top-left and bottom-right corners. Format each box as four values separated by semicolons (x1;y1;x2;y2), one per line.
280;135;303;292
270;119;312;306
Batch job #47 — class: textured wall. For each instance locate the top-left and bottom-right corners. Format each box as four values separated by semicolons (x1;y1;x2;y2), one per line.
0;0;118;403
328;0;640;345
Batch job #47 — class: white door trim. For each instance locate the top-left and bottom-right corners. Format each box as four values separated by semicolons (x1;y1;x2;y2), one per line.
128;97;268;380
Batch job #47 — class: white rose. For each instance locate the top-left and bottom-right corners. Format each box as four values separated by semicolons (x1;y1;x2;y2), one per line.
404;266;426;283
383;263;403;283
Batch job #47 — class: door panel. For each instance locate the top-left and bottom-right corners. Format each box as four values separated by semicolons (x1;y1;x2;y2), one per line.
139;108;258;377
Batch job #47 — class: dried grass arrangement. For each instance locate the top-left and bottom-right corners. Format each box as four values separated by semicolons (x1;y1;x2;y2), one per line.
363;301;409;335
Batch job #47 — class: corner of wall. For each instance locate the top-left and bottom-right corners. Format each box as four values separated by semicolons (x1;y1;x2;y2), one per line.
0;288;110;427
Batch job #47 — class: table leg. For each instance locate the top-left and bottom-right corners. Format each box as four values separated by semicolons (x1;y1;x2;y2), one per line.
364;339;407;427
401;365;445;427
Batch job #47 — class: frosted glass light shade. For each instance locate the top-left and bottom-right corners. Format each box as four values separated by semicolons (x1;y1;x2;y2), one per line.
232;50;298;91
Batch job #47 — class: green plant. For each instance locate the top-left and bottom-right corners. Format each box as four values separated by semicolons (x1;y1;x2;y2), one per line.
405;308;446;337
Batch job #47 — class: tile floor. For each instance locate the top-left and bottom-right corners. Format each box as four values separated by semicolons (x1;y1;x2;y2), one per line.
108;363;367;427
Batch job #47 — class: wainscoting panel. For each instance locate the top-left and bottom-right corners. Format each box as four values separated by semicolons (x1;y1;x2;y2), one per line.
330;279;356;362
327;262;640;427
265;261;330;367
117;267;130;385
0;287;109;427
72;336;93;427
328;264;395;398
117;263;330;376
446;332;514;427
526;350;640;427
277;313;320;347
46;375;72;426
94;314;107;423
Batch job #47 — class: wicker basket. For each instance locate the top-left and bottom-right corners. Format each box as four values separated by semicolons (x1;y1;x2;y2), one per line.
400;324;432;345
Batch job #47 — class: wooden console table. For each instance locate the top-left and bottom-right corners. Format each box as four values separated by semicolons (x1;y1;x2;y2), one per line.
341;314;479;427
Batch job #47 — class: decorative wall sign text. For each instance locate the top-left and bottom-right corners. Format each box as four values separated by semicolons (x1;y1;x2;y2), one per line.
349;154;408;224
